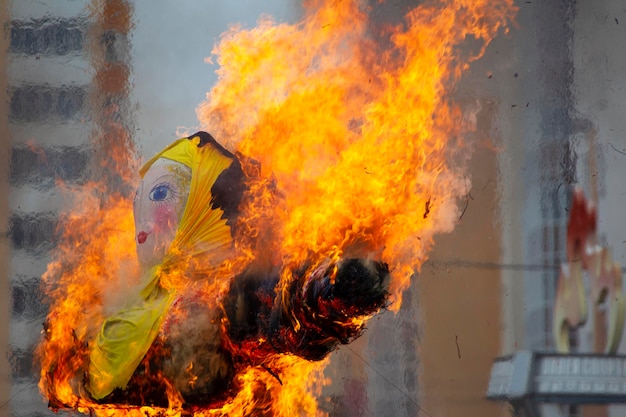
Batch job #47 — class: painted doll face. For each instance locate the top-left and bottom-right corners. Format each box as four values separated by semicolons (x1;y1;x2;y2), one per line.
134;158;191;271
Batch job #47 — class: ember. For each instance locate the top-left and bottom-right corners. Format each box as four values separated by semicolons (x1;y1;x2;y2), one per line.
36;0;516;415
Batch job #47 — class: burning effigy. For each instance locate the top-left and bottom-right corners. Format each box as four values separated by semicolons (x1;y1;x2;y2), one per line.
36;0;516;416
85;131;390;408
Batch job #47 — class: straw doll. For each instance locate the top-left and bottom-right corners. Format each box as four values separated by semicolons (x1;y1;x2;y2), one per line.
86;132;390;408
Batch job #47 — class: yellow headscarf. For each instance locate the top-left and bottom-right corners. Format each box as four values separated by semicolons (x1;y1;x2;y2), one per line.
87;132;241;399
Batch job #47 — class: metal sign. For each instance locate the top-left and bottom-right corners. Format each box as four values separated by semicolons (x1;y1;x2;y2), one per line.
487;190;626;415
487;351;626;404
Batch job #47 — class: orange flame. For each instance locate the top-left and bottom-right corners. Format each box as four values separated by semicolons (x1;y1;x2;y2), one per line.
199;0;515;303
37;0;516;415
37;188;139;413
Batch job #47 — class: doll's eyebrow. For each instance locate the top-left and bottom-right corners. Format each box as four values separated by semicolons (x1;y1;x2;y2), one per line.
151;174;179;184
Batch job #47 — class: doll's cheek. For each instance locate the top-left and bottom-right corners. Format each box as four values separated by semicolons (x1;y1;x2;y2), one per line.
153;204;180;232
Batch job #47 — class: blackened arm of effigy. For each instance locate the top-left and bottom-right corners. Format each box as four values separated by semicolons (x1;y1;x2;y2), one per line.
224;259;390;362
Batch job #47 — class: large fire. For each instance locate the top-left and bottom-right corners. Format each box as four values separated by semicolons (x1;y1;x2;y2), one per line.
36;0;516;416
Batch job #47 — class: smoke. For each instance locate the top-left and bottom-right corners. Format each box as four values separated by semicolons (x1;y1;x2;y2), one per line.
159;290;233;404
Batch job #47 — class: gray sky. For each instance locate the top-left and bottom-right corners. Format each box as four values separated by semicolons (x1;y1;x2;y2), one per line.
131;0;300;158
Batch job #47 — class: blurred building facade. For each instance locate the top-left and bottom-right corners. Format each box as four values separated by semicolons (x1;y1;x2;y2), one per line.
488;1;626;416
6;2;90;415
1;1;626;417
3;1;132;415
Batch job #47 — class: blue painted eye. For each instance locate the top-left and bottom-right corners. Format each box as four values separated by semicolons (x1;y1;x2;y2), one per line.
149;184;171;201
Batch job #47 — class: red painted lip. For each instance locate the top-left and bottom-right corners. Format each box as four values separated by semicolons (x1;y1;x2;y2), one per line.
137;231;150;244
